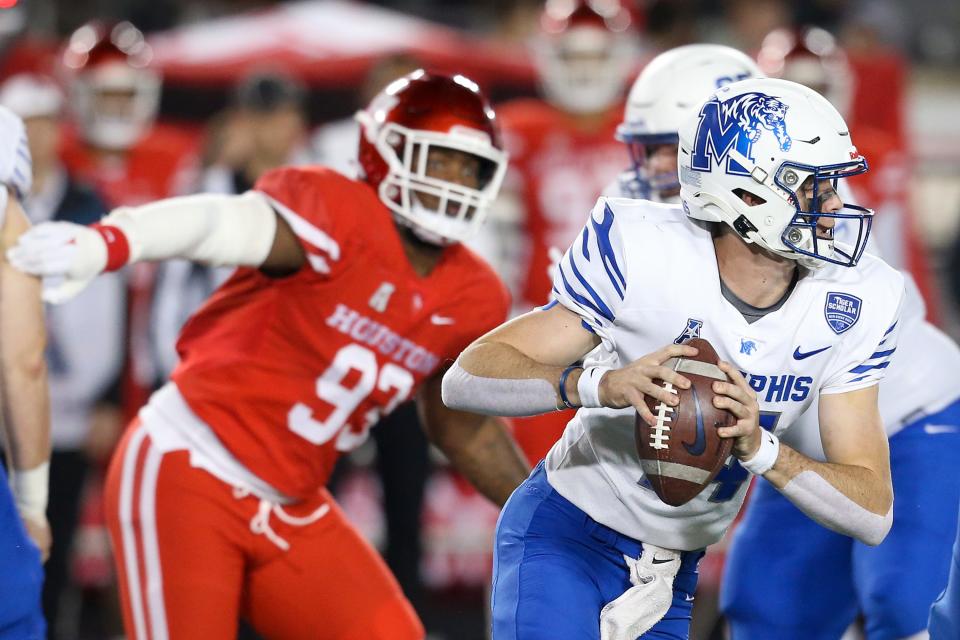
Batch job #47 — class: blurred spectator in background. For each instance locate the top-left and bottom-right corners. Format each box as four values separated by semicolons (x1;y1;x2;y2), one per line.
150;71;308;382
0;72;124;640
473;0;639;465
58;20;199;421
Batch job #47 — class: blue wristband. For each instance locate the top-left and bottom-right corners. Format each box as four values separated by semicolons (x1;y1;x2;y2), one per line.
558;365;583;409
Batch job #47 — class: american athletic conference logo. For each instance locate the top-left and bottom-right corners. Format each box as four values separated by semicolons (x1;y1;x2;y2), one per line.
691;92;793;176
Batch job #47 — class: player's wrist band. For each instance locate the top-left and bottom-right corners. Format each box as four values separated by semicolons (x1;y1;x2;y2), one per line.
90;223;131;272
12;461;49;522
740;430;780;476
558;365;582;409
577;365;610;409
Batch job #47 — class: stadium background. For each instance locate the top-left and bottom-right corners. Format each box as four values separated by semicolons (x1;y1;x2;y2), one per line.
1;0;958;638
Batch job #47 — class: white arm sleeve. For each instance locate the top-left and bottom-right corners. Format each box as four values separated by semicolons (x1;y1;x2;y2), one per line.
778;470;893;546
105;191;278;267
441;357;560;416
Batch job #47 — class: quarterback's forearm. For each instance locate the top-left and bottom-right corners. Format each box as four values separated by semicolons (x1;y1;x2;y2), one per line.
442;306;600;416
442;342;569;416
763;444;892;545
103;192;277;268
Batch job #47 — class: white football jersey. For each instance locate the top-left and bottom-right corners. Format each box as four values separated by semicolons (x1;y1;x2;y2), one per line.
0;105;31;224
544;197;905;550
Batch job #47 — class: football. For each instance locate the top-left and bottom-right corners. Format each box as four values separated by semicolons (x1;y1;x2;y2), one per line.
636;338;736;507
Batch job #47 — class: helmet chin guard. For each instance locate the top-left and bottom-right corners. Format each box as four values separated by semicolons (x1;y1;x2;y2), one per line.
678;77;873;269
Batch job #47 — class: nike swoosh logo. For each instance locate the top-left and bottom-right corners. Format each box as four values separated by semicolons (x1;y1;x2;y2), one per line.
651;557;673;565
682;385;706;456
924;425;958;435
430;314;455;325
793;345;832;360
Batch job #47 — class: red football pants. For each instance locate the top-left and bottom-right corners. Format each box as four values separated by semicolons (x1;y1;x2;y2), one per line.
104;421;424;639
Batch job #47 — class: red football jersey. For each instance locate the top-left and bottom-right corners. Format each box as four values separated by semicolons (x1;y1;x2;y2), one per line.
498;99;625;310
60;122;200;208
171;167;510;498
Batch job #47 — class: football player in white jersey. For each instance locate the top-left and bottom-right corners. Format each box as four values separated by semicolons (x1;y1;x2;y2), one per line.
442;77;905;639
720;48;960;640
608;44;761;203
0;105;52;637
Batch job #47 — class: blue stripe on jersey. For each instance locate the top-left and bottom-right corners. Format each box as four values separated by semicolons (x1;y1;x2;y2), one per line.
848;374;872;383
559;260;614;323
16;143;29;163
869;347;897;359
592;204;627;298
540;300;559;311
884;321;898;336
849;361;891;375
581;227;590;260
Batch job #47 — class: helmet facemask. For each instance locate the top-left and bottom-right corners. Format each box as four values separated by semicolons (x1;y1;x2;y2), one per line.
617;132;681;201
533;25;636;115
774;161;872;268
370;120;507;245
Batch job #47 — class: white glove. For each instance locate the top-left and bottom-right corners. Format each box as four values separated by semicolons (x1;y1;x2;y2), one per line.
600;543;682;640
7;221;108;304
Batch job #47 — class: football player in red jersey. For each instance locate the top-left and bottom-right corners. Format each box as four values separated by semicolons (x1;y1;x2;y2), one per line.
480;0;640;464
59;21;200;420
10;70;530;640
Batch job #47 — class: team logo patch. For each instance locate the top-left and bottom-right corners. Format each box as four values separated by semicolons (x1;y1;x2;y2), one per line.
691;92;792;176
674;318;703;344
824;292;862;335
739;338;758;355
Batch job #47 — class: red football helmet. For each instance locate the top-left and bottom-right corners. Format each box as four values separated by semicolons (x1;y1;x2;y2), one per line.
533;0;639;114
355;70;508;246
62;21;160;150
757;26;854;118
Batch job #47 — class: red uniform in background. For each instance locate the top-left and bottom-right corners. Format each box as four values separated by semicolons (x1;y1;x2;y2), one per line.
61;124;199;422
103;164;509;637
497;100;624;463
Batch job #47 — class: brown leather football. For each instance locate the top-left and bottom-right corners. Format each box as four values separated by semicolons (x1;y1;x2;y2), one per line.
636;338;736;507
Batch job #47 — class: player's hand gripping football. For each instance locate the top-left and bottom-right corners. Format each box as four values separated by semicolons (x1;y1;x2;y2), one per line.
7;221;108;304
711;361;762;461
597;343;697;426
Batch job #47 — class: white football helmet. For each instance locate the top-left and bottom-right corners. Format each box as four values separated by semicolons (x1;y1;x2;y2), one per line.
678;77;872;269
616;44;762;201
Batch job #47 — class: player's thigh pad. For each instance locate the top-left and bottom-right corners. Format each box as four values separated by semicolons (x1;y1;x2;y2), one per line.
242;491;423;640
854;414;960;640
722;481;857;640
105;423;249;640
492;463;700;640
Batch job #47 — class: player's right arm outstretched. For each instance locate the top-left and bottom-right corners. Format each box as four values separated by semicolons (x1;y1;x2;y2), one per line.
6;187;310;303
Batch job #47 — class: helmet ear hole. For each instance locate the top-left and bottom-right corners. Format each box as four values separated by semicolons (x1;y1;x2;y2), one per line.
732;188;767;206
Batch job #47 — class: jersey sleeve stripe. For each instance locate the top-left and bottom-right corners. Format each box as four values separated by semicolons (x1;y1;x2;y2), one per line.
848;361;891;374
580;227;590;260
257;192;341;270
558;260;614;323
594;204;627;295
566;252;615;321
869;347;897;360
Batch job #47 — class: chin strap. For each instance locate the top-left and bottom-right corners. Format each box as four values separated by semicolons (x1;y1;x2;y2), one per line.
600;543;682;640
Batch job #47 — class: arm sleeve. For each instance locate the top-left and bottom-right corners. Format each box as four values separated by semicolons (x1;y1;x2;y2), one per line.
821;277;905;394
254;167;343;276
549;197;628;349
